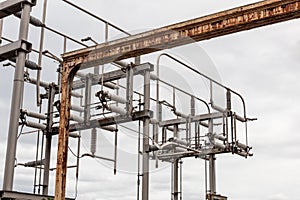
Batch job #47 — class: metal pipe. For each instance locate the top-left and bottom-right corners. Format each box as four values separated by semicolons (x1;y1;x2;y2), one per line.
84;75;92;123
208;118;216;194
62;0;131;36
70;104;84;112
172;125;179;200
3;3;32;190
70;114;84;123
114;130;118;175
25;120;46;130
14;12;43;27
106;105;126;115
137;95;141;200
90;128;97;155
36;0;48;106
126;64;134;115
142;69;150;200
157;53;210;114
43;83;55;195
28;77;49;88
0;19;3;44
22;109;47;120
158;53;248;117
44;26;88;47
103;91;127;104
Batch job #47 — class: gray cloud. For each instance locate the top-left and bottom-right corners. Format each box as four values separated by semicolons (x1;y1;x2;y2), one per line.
1;0;300;200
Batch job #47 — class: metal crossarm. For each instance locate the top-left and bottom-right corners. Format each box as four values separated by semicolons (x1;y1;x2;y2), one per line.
62;0;300;69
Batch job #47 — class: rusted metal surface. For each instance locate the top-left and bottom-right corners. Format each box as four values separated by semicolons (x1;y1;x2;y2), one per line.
55;0;300;199
62;0;300;69
54;62;79;200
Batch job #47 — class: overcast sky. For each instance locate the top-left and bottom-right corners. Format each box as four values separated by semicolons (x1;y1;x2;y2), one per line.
1;0;300;200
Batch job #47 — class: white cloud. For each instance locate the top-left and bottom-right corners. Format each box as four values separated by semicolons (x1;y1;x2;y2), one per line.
267;193;288;200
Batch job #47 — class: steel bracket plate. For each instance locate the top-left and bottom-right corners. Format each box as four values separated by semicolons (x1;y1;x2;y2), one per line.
132;109;153;120
0;40;32;62
0;0;36;19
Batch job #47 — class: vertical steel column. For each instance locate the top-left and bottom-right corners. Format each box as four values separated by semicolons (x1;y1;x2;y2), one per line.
54;63;79;200
43;83;56;195
208;119;216;194
172;125;179;200
3;2;32;191
0;19;3;44
126;64;134;116
36;0;48;106
84;74;92;124
142;68;150;200
208;155;216;194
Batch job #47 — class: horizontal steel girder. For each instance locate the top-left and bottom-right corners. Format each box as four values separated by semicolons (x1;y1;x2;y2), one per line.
62;0;300;69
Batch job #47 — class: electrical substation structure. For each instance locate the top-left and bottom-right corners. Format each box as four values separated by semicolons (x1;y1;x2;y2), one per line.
0;0;300;200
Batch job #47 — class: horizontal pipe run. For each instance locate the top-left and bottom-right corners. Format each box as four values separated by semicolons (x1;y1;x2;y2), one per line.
25;120;47;130
62;0;131;36
81;153;115;162
21;109;47;120
69;132;81;138
14;11;44;27
70;104;84;112
101;126;117;132
104;91;127;104
70;114;84;123
214;141;226;150
214;134;226;141
236;141;248;151
170;137;188;146
27;77;49;88
174;110;189;119
106;105;126;115
50;165;77;171
9;57;40;70
71;91;83;98
103;82;119;90
150;73;159;80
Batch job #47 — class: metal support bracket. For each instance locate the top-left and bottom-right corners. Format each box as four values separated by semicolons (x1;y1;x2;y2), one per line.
0;39;32;62
0;0;36;19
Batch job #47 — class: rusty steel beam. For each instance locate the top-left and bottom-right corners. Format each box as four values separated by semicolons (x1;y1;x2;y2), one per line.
62;0;300;69
55;0;300;199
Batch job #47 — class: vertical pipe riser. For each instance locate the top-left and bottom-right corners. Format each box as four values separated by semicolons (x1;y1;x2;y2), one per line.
3;3;32;191
43;84;56;195
142;70;150;200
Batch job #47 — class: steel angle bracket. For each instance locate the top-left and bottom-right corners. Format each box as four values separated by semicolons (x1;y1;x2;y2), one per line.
0;0;36;19
132;109;153;120
0;40;32;62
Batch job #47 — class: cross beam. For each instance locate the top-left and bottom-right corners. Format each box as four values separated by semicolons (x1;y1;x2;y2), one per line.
55;0;300;200
62;0;300;69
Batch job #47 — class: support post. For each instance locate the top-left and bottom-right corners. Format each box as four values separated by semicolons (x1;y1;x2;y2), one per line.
126;64;134;116
43;83;56;195
172;125;179;200
208;155;216;194
142;68;150;200
3;2;32;191
54;62;79;200
84;74;92;124
208;119;216;194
